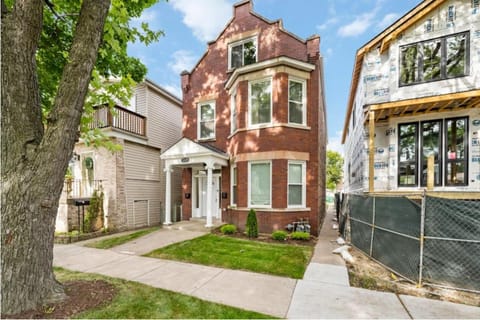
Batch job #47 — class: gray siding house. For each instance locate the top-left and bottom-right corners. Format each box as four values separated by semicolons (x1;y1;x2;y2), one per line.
56;79;183;232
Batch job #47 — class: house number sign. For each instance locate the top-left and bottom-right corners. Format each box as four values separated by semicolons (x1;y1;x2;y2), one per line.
181;157;190;163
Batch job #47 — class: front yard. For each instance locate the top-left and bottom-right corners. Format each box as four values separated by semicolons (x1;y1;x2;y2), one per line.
144;234;313;279
8;268;273;319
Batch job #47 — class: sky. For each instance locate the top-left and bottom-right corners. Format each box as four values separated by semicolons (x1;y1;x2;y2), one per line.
128;0;423;155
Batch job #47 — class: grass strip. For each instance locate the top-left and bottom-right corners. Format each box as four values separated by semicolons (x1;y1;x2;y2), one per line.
145;234;312;279
55;267;273;319
85;227;160;249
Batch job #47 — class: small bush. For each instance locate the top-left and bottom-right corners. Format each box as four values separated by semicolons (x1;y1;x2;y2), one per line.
291;231;310;241
220;224;237;234
246;209;258;238
271;230;288;241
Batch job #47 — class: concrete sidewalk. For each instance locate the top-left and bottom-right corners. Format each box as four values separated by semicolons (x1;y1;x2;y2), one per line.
54;221;295;318
53;217;479;319
287;208;480;319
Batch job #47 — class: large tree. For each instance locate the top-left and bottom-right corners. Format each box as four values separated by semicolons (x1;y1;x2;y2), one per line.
326;150;344;190
1;0;160;314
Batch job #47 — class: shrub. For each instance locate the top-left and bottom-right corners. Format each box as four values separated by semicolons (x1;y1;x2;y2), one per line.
271;230;288;241
220;224;237;234
84;189;104;233
291;231;310;241
246;209;258;238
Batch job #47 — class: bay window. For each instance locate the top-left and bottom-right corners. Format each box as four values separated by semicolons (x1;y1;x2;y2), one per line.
249;78;272;126
288;78;306;125
231;165;237;206
249;161;271;207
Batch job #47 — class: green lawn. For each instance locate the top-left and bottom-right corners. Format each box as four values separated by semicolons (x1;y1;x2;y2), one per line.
85;227;160;249
145;234;313;279
55;267;273;319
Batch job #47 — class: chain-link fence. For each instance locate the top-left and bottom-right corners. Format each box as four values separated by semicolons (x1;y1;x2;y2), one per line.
339;192;480;293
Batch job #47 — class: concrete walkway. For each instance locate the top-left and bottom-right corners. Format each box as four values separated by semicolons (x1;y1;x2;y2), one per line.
54;220;295;318
53;218;480;319
287;208;480;319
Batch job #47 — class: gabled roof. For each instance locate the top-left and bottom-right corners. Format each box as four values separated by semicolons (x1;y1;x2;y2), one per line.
341;0;445;144
182;0;316;77
160;137;229;160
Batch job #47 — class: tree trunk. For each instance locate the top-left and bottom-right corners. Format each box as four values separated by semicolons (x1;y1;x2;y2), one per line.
1;0;111;314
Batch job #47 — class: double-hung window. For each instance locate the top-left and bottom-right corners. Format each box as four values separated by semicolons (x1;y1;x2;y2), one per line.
288;161;306;208
399;32;469;86
248;161;271;208
249;78;272;127
229;37;257;69
288;78;306;125
198;101;215;140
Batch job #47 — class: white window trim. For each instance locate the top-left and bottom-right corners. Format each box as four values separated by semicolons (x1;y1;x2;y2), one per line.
248;77;273;129
248;160;272;208
197;100;216;140
228;36;258;70
230;89;237;134
288;77;307;126
231;164;237;207
288;160;306;208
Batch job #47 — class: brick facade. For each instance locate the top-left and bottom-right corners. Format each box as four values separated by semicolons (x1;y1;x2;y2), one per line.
179;0;326;235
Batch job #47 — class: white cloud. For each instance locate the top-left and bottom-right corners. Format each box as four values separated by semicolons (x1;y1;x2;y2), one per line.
327;131;344;157
168;50;197;74
161;83;182;99
317;17;338;31
170;0;232;42
377;13;399;29
337;11;376;37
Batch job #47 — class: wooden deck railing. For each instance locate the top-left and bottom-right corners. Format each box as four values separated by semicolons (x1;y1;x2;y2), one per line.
90;105;146;136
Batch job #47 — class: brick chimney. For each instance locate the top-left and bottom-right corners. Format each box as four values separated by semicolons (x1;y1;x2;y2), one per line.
233;0;252;19
306;35;320;64
181;70;190;94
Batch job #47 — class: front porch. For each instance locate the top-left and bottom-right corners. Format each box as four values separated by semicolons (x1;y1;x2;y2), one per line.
161;138;229;228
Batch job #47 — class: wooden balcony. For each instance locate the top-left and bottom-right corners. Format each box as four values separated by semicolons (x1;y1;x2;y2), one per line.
65;179;103;199
90;105;146;136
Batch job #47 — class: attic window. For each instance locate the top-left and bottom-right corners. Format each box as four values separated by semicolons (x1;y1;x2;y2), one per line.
229;37;257;69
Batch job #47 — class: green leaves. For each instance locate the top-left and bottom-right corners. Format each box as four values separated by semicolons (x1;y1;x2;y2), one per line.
37;0;164;148
327;150;344;190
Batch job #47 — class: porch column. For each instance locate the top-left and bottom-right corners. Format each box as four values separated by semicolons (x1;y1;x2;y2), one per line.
205;163;214;227
368;110;375;193
164;165;172;225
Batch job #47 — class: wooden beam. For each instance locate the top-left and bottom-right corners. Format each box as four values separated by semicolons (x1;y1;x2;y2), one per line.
369;89;480;111
427;155;434;191
369;111;375;193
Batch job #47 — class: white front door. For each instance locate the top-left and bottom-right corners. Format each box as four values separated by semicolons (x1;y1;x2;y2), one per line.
198;175;220;219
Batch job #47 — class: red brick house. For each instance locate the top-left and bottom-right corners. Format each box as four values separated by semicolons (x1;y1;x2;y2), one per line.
161;0;326;235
